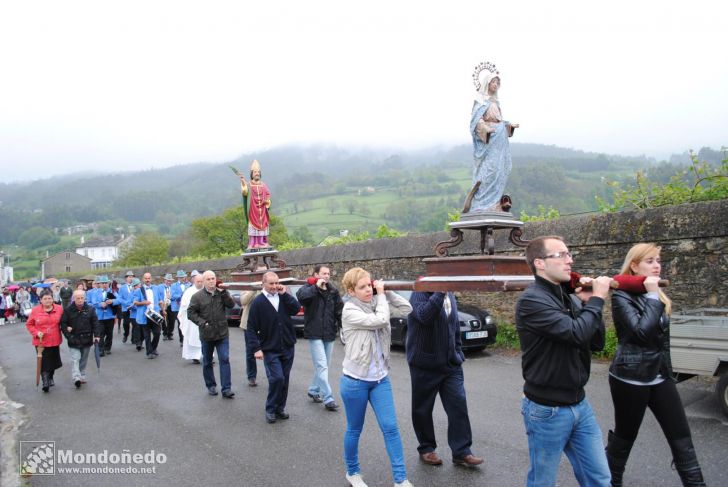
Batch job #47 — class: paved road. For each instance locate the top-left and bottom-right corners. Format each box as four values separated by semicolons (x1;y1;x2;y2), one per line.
1;322;726;486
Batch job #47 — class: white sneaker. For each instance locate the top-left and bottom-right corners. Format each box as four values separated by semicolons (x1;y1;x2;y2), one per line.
394;481;413;487
346;472;368;487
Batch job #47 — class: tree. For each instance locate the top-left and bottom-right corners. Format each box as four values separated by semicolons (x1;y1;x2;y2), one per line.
118;233;169;266
268;214;290;248
190;206;247;256
18;227;60;249
168;231;197;259
597;151;728;212
345;199;357;215
359;201;371;217
375;224;404;239
189;206;291;257
291;226;315;245
326;199;339;214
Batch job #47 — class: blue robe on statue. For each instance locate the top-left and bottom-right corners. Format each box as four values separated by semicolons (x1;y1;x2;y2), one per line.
469;99;512;212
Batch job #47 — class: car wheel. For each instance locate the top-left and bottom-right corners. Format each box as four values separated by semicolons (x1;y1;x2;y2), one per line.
717;373;728;418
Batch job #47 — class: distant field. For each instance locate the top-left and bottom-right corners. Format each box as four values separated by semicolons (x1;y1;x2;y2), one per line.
277;167;472;241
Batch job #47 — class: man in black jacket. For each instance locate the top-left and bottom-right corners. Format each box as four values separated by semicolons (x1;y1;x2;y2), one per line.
188;270;235;398
61;290;102;388
515;235;612;487
248;271;301;423
407;291;483;468
296;265;343;411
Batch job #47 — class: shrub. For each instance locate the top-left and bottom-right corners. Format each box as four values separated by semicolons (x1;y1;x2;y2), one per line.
494;322;520;349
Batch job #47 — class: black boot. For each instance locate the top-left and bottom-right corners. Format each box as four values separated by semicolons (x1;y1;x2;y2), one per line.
49;370;55;387
670;437;706;487
605;430;633;487
41;371;50;392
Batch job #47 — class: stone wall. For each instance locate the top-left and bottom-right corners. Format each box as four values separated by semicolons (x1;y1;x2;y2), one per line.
128;200;728;324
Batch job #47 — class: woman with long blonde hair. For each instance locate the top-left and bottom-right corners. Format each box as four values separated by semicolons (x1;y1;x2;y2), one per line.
339;267;413;487
606;243;705;486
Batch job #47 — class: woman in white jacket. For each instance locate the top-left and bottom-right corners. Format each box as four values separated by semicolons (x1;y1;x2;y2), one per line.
339;267;413;487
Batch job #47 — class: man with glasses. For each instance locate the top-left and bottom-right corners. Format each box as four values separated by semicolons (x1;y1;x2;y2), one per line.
515;235;612;487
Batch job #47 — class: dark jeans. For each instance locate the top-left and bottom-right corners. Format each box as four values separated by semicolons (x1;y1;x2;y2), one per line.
244;329;257;380
121;310;131;338
201;337;231;392
141;322;161;355
98;319;115;352
609;375;692;443
262;347;295;414
131;319;142;346
410;365;473;458
176;313;184;343
164;310;178;339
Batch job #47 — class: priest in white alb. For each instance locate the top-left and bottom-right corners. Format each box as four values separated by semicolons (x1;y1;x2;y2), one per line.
179;273;204;363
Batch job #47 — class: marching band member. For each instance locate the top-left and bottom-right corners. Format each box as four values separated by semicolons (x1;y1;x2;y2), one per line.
90;275;120;357
170;270;188;344
118;271;136;344
158;273;174;340
133;272;162;359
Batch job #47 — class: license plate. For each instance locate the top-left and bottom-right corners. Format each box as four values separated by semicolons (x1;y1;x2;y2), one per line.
466;331;488;339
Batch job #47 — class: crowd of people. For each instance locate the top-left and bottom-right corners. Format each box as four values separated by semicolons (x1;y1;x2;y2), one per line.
12;237;706;487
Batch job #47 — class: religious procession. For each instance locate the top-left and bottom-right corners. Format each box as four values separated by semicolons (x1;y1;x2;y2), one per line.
9;61;713;487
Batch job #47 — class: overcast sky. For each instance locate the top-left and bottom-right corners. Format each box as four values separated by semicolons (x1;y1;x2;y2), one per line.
1;1;726;182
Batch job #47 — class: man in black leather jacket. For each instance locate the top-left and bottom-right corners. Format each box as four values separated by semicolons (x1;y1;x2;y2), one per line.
188;270;235;398
515;235;612;487
61;290;102;388
296;265;343;411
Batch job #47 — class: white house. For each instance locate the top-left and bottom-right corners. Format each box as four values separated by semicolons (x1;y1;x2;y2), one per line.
0;251;13;286
75;235;135;270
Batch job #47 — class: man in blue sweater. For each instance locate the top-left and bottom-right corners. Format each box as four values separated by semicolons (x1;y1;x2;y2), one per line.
247;271;301;423
407;291;483;468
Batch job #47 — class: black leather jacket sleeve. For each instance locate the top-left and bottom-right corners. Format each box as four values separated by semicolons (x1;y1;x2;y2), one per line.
612;290;665;345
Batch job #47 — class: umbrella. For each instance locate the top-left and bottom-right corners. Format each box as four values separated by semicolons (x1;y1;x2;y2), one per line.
32;283;51;288
6;285;20;291
35;334;44;388
43;277;58;284
94;342;101;371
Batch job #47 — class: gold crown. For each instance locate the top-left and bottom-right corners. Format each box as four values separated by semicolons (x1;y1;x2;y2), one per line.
250;159;261;172
472;61;499;91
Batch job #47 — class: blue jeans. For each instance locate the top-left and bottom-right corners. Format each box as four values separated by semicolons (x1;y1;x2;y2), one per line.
521;397;610;487
244;329;257;380
340;375;407;484
263;347;295;414
201;337;231;392
308;339;334;404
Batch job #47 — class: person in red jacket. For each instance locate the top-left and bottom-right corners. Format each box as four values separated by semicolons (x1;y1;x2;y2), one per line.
25;290;64;392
